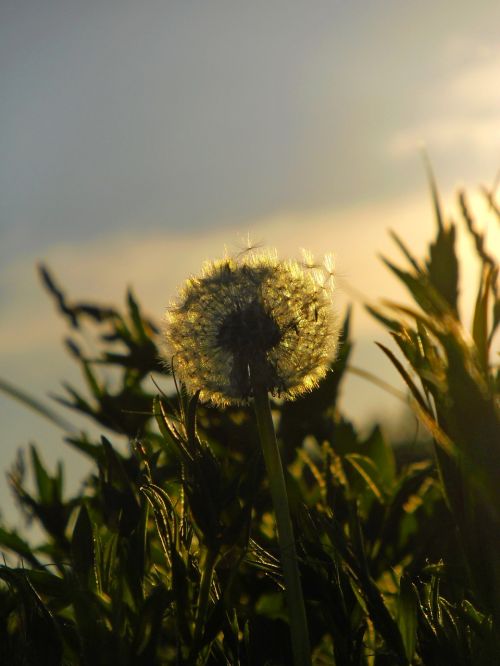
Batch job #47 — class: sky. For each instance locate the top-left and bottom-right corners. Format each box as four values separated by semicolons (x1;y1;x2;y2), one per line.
1;0;499;531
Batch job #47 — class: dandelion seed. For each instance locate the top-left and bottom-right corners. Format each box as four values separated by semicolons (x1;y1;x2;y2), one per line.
162;249;340;406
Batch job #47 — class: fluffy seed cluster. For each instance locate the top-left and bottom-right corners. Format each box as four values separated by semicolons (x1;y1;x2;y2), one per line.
162;250;340;407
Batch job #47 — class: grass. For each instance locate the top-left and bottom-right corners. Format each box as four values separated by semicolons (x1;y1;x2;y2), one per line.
0;179;498;665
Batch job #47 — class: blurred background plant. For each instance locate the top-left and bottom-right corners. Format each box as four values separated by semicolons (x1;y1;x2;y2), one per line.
0;181;498;665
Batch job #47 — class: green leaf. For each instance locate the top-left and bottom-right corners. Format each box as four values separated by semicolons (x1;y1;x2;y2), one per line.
344;453;386;502
381;257;450;317
460;599;489;632
425;221;459;314
375;342;429;416
141;483;175;563
459;189;497;268
0;567;64;665
321;508;407;663
71;504;95;587
423;152;445;232
24;569;72;612
99;532;119;592
365;304;404;334
0;376;75;432
362;425;396;490
132;584;173;658
0;527;40;566
153;396;190;462
54;383;94;417
346;363;408;406
472;263;492;373
65;433;103;461
170;548;193;645
396;574;418;662
389;230;423;274
82;360;103;399
30;445;53;503
127;288;149;342
255;592;287;621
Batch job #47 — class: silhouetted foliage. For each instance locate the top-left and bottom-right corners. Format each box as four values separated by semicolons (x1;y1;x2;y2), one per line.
0;182;498;664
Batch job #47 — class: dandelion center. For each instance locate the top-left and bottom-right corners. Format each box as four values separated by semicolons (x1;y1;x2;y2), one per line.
217;300;282;356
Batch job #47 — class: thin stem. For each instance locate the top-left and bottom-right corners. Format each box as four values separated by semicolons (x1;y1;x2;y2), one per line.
252;385;312;666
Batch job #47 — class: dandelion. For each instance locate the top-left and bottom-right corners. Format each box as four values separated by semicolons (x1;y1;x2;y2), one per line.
162;248;339;666
162;249;339;407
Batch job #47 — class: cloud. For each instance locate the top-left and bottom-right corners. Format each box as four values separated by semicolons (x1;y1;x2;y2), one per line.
3;186;497;380
389;116;500;159
388;43;500;162
0;192;431;357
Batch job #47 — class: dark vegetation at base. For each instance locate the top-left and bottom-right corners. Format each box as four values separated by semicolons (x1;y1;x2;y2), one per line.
0;182;498;665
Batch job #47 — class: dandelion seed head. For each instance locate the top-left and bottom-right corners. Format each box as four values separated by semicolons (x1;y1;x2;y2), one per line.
162;249;340;407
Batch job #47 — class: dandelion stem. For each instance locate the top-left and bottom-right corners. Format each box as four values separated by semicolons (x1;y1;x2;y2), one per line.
252;383;312;666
